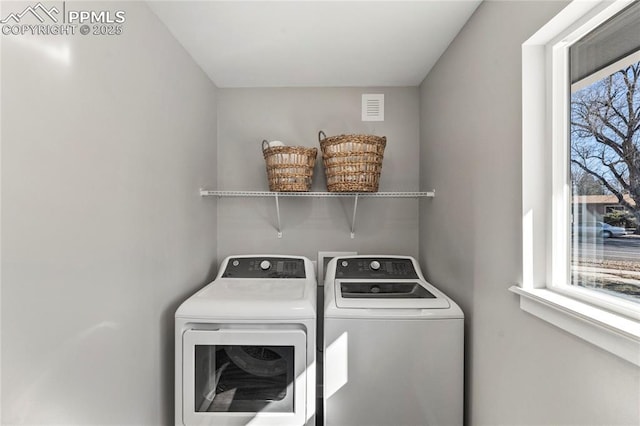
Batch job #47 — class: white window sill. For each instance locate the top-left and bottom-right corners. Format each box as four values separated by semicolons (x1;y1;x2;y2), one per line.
509;286;640;366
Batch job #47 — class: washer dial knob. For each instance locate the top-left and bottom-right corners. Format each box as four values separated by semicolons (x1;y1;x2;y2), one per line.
260;260;271;270
370;260;381;271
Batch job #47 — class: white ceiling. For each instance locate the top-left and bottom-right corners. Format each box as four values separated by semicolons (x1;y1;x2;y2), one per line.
147;1;482;88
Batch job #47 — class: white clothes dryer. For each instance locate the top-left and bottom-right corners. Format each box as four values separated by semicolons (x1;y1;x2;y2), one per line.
323;255;463;426
175;255;316;426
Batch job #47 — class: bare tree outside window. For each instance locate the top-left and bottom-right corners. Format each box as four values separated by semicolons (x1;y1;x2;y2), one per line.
571;61;640;225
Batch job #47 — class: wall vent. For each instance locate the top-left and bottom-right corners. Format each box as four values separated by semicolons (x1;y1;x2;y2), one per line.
362;94;384;121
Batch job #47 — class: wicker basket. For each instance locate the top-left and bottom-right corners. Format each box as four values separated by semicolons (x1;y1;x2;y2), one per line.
262;140;318;192
318;131;386;192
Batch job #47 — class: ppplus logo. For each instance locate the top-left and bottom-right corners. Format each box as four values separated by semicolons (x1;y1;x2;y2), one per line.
1;2;126;37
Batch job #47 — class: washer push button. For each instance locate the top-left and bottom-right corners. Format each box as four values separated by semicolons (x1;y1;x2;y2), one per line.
260;260;271;270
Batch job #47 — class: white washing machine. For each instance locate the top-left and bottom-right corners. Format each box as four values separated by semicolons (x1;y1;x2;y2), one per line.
175;255;316;426
323;255;464;426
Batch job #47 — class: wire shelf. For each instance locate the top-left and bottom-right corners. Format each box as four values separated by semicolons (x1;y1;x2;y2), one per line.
200;189;435;238
199;190;435;198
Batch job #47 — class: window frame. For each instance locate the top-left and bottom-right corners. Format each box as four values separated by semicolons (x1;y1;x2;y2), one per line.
511;0;640;366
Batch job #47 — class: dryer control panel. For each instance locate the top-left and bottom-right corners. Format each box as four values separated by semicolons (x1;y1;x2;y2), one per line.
335;257;419;279
222;257;306;278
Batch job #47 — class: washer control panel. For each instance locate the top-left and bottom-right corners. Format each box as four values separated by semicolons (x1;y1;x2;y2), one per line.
335;257;419;279
222;257;306;278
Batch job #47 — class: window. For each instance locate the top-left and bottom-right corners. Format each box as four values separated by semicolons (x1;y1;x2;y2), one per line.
570;47;640;303
605;205;625;214
513;0;640;366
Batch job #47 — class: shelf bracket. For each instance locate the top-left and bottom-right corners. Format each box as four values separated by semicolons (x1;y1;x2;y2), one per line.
274;194;282;238
350;194;359;239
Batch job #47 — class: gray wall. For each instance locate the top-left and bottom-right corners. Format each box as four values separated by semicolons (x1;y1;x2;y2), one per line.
3;1;638;425
216;87;420;260
1;2;218;424
419;1;640;425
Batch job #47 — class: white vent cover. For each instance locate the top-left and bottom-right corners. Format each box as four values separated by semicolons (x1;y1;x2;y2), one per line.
362;94;384;121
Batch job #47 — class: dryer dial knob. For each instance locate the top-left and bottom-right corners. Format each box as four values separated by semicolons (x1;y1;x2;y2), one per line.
370;260;381;270
260;260;271;270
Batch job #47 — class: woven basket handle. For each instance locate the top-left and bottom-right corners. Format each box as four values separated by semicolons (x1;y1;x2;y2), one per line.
318;130;327;142
262;139;270;151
